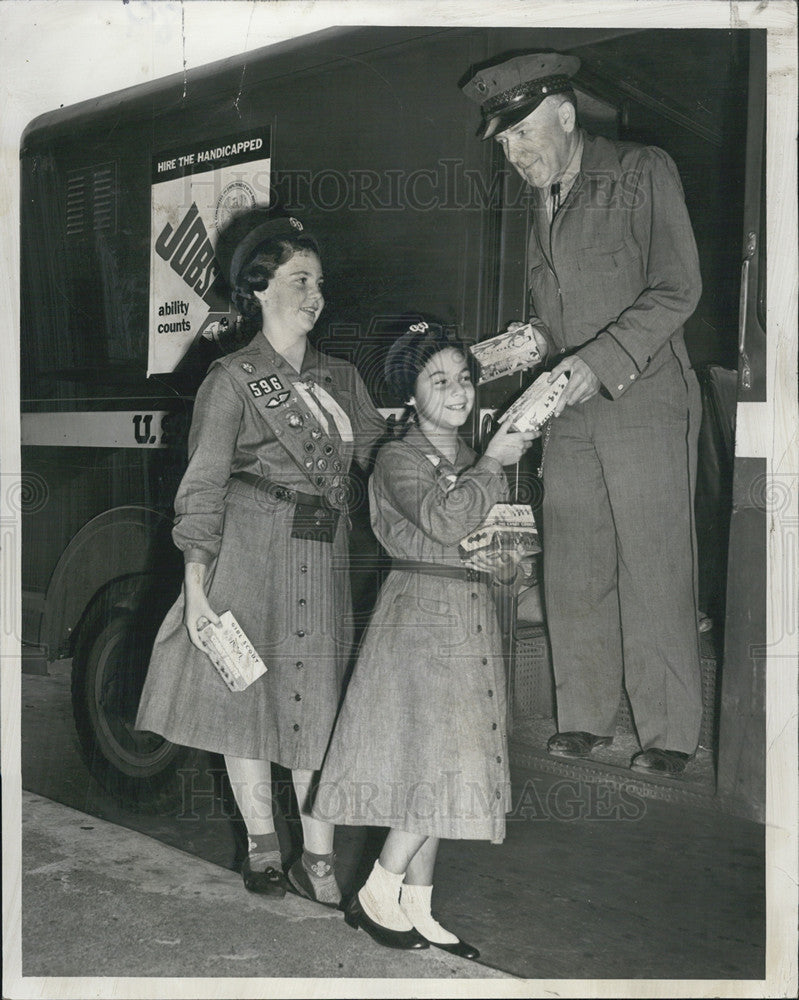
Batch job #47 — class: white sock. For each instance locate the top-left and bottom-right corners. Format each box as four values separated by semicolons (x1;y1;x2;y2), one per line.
358;860;414;932
400;883;459;945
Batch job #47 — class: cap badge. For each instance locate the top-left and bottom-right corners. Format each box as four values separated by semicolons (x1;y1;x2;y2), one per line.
241;362;255;374
289;217;303;231
476;79;487;93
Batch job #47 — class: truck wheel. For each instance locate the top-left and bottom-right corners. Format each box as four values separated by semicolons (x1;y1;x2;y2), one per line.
71;603;192;812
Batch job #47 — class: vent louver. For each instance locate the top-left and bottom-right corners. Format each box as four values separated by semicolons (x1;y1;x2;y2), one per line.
66;163;116;236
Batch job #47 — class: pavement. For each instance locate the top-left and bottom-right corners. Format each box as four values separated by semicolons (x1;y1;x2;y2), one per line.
16;791;511;984
11;659;768;993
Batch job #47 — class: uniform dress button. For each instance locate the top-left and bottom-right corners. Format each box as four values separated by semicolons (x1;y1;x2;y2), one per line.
476;624;483;633
471;593;478;600
482;657;488;665
296;661;303;668
617;384;624;392
492;723;498;730
293;723;300;731
496;756;502;763
294;693;302;701
298;599;306;607
300;565;308;573
297;629;305;637
495;789;501;799
488;689;493;697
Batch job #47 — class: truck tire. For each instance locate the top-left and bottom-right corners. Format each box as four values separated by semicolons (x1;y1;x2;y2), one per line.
71;598;193;813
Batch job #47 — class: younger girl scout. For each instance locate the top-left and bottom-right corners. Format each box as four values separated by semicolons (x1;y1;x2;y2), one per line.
315;321;537;957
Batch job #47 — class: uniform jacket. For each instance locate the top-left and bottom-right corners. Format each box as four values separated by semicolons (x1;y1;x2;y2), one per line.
173;334;386;565
369;425;508;563
527;130;702;399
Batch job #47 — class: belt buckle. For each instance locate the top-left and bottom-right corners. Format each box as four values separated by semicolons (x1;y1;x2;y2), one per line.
273;485;293;502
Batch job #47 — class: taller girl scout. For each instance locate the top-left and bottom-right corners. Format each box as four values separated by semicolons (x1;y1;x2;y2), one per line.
136;215;385;905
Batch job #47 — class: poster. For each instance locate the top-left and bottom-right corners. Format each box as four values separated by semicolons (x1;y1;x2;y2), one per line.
148;127;271;374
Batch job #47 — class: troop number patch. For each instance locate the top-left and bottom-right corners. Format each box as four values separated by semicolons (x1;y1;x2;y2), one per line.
248;374;289;407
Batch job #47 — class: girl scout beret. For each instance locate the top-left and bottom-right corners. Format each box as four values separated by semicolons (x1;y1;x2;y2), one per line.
228;215;308;288
385;319;465;403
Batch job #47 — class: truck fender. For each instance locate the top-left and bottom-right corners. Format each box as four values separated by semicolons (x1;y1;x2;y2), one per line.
40;505;181;660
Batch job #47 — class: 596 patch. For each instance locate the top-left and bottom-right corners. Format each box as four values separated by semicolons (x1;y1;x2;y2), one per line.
248;375;290;407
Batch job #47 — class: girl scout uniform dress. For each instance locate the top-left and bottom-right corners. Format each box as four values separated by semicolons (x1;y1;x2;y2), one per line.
136;335;385;769
316;425;511;844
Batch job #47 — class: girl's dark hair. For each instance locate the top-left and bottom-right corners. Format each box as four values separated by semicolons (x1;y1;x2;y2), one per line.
232;234;321;330
384;319;470;404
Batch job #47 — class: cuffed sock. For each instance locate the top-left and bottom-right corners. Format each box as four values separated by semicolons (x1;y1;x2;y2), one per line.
400;883;459;945
358;860;414;932
298;849;341;906
247;832;281;872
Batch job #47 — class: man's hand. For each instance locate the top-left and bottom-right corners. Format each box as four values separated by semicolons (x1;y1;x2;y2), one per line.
507;320;549;362
548;355;601;416
528;321;550;361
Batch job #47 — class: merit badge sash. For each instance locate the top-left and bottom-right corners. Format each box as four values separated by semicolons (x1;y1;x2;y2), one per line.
224;357;350;510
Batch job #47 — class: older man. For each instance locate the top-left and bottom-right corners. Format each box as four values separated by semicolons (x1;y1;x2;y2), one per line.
463;52;703;777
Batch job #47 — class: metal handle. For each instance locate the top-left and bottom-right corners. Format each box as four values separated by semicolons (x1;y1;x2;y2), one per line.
738;232;756;391
737;258;749;356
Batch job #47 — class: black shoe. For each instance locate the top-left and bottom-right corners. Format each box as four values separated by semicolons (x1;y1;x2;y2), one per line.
630;747;691;778
426;937;480;960
344;893;429;950
547;731;613;759
241;856;288;897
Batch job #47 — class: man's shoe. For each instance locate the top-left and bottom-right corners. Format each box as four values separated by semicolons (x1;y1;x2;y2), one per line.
344;894;429;950
547;731;613;759
630;747;691;777
241;856;289;897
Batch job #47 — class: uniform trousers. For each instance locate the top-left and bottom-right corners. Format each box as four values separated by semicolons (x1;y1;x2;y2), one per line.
541;347;703;753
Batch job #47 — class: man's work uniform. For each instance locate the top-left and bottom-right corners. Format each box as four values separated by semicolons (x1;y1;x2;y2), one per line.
530;130;703;753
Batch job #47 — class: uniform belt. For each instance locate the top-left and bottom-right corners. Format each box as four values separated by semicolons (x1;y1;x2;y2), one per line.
229;471;334;510
390;559;492;586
